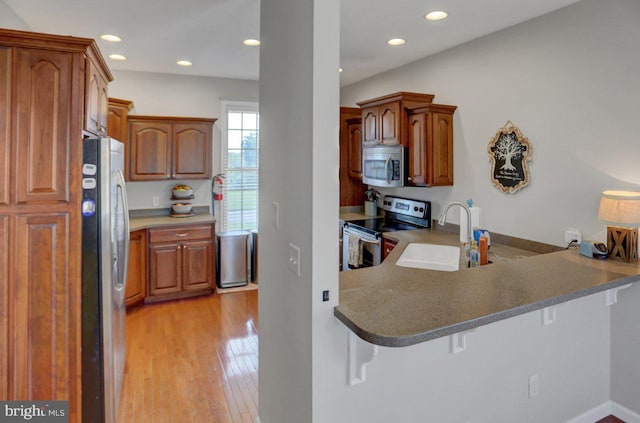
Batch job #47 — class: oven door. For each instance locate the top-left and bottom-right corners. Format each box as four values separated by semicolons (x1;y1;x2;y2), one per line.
362;146;405;188
342;228;382;271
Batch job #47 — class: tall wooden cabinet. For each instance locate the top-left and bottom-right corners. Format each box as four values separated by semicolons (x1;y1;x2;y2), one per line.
128;116;216;181
0;29;112;422
339;107;366;207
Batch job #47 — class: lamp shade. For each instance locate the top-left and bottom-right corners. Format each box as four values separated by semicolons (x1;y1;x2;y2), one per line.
597;191;640;226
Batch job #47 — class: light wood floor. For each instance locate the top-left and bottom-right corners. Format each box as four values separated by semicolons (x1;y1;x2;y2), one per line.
118;290;258;423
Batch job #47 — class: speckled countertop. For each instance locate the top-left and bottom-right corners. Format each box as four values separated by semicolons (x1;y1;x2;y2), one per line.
129;212;216;232
335;228;640;347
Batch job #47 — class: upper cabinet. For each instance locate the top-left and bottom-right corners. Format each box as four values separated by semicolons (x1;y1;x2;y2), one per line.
407;104;457;186
107;98;135;178
84;49;113;136
357;92;434;147
128;116;216;181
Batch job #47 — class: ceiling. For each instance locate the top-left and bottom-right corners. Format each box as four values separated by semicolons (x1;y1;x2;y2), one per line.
3;0;581;87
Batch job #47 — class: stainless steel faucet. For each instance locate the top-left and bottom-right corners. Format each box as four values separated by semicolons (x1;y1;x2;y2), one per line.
438;201;472;267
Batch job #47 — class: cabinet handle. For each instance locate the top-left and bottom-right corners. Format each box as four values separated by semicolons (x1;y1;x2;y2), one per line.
176;233;188;237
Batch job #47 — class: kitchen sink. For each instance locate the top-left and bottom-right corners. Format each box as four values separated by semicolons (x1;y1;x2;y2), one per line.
395;243;460;271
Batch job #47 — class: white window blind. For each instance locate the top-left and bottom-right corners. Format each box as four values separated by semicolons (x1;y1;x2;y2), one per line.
222;102;259;231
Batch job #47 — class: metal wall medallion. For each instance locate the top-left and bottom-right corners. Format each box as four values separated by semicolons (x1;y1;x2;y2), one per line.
487;121;532;193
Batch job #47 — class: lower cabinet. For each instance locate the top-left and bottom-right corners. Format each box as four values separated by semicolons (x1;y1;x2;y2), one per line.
125;230;146;307
146;224;215;303
383;238;398;260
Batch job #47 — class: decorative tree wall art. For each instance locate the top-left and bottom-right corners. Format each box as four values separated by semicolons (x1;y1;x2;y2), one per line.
487;121;532;193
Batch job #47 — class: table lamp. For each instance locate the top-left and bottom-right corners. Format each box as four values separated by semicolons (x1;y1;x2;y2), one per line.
597;190;640;263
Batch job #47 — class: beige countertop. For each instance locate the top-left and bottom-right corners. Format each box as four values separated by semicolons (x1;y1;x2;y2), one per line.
335;228;640;347
129;213;216;232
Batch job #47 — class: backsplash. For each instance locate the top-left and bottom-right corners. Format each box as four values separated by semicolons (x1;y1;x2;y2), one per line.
125;179;213;210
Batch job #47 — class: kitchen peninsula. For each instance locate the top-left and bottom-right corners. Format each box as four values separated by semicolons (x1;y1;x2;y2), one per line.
335;228;640;347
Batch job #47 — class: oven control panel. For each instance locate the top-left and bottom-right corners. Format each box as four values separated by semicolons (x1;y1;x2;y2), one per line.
381;196;428;219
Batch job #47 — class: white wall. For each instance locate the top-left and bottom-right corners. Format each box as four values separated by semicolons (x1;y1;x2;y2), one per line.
108;70;258;210
611;282;640;411
340;0;640;247
258;0;340;422
317;292;612;423
0;0;29;29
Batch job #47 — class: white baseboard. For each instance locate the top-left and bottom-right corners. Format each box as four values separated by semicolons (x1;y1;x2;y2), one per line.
612;401;640;423
566;401;640;423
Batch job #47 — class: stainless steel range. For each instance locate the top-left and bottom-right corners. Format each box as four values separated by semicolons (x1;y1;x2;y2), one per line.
342;196;431;270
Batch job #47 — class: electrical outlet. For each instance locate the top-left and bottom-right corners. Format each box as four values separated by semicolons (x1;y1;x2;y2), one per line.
528;374;539;399
564;228;582;243
152;196;160;206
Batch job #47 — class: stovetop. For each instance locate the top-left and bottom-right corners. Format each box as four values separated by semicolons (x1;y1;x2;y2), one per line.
344;196;431;238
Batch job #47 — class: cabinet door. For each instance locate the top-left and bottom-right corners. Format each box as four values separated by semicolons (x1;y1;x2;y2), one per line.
85;58;108;135
0;216;7;398
347;121;363;180
379;101;400;145
12;213;78;401
125;230;147;306
182;239;214;291
148;242;182;296
129;121;172;180
173;122;212;179
408;113;427;186
427;111;454;186
0;47;9;206
14;48;74;204
361;107;378;145
383;238;397;260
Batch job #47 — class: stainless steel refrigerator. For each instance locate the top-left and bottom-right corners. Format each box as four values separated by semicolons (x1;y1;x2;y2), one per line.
81;138;130;423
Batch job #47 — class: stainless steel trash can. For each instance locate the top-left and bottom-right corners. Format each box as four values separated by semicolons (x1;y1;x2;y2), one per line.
216;231;250;288
250;230;258;283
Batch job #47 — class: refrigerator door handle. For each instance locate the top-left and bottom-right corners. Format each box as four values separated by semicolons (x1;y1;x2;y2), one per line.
115;168;130;292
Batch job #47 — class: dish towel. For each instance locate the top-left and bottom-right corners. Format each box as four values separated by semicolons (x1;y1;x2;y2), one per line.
348;234;363;267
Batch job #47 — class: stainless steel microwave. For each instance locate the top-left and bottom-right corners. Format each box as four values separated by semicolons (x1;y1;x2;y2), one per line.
362;145;406;188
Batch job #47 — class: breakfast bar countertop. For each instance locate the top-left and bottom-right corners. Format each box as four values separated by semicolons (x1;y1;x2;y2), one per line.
335;229;640;348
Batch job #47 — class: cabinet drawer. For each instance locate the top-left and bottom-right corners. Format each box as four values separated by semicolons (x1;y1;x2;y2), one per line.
148;225;212;243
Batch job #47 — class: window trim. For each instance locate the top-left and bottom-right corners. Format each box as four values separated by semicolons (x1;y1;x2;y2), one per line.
220;100;259;232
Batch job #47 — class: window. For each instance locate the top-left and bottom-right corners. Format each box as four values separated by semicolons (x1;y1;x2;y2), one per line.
222;102;259;231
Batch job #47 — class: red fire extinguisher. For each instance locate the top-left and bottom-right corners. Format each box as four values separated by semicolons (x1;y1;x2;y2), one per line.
213;174;224;200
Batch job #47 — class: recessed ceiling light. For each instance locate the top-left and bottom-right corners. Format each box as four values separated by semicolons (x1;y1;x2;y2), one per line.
243;39;261;47
339;67;343;73
108;54;126;61
177;60;193;67
387;38;406;46
100;34;122;42
425;11;448;21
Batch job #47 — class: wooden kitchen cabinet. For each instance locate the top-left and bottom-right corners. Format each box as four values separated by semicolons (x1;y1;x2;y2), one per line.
357;92;434;147
125;230;147;307
383;237;398;260
0;29;111;422
128;116;216;181
146;224;216;303
407;104;457;186
107;98;135;179
339;107;366;207
85;56;110;135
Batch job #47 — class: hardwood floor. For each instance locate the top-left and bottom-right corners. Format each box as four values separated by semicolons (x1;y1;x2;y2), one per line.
118;290;258;423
